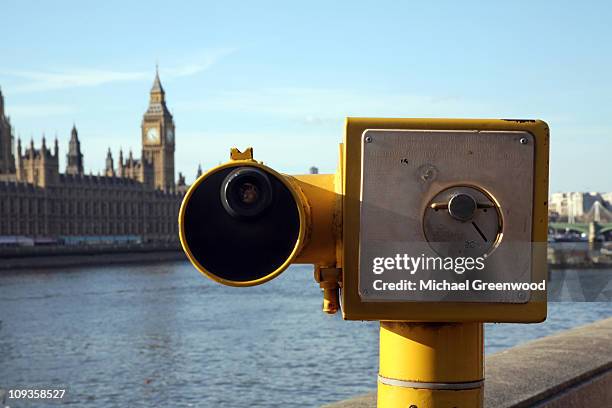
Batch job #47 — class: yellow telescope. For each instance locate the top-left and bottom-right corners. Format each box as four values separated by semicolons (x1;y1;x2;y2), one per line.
178;147;339;290
178;117;550;407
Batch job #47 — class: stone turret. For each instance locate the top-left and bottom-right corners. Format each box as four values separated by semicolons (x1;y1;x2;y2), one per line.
117;148;124;177
105;148;115;177
15;137;22;180
176;172;187;194
0;87;16;177
66;124;84;176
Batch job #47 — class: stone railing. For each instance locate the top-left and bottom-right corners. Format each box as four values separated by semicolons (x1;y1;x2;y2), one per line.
324;317;612;407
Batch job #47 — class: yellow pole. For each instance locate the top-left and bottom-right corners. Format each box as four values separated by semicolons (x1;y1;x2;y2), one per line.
378;322;484;408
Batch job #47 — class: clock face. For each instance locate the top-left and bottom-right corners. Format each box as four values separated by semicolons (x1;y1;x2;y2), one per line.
146;127;159;142
166;128;174;143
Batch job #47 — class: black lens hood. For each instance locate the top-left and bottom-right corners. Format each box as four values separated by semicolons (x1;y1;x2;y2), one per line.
221;167;273;219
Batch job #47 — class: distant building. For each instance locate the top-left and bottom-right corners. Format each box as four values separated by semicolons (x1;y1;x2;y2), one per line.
0;88;16;179
549;192;612;223
0;71;194;244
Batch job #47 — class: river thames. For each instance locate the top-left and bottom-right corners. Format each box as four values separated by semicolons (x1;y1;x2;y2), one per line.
1;262;610;407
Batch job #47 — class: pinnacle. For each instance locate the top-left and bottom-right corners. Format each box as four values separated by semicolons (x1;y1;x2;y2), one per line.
151;67;164;93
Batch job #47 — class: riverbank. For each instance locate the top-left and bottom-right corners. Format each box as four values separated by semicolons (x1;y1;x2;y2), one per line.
548;241;612;269
0;243;185;270
324;317;612;408
3;240;612;272
2;245;612;271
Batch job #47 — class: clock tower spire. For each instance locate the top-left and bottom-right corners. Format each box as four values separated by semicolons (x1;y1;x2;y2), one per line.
141;67;175;192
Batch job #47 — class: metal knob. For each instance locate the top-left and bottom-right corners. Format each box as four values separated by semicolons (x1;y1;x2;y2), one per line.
448;193;477;221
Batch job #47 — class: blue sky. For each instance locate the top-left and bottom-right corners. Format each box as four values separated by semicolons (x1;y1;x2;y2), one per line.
1;1;611;192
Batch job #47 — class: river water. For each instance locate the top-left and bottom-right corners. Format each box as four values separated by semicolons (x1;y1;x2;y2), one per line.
0;262;610;407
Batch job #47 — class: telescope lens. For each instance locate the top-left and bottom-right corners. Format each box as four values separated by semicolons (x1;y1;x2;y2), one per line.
221;167;273;218
239;182;259;204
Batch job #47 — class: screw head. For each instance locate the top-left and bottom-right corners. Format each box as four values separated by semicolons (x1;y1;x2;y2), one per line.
520;137;528;145
365;136;372;143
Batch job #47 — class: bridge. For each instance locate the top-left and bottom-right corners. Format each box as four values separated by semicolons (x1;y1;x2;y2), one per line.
549;222;612;235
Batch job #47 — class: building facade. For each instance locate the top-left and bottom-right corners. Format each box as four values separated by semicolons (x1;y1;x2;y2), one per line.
549;192;612;223
0;72;189;245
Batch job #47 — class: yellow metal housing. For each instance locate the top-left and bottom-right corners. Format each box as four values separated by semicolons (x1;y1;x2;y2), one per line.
292;174;339;267
378;321;484;407
341;118;550;322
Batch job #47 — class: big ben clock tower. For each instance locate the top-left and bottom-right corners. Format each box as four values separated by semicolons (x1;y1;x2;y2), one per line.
141;68;175;192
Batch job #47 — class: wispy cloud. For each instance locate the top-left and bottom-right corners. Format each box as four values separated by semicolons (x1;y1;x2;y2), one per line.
3;70;149;93
0;48;234;94
8;104;77;118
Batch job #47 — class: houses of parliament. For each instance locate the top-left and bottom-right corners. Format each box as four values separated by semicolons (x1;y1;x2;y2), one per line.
0;71;190;245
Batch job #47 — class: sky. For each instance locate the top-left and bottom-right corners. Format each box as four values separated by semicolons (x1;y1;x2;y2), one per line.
1;1;611;192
